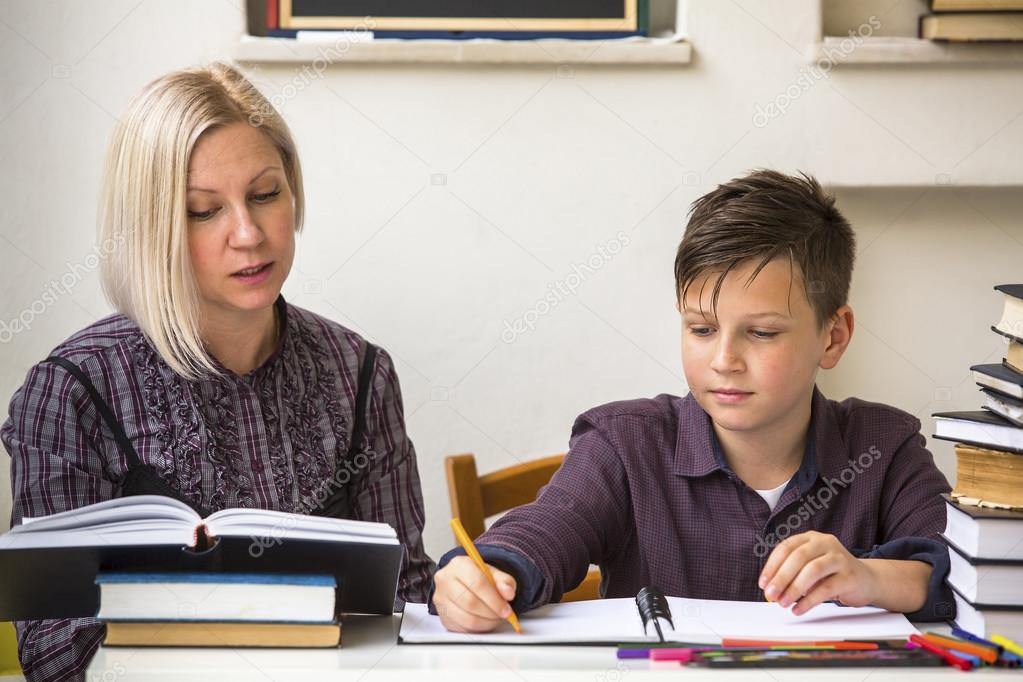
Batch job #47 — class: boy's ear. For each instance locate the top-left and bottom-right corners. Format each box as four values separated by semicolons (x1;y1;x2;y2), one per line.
819;305;854;370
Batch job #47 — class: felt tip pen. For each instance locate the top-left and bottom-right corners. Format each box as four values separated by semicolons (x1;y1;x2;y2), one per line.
908;634;974;671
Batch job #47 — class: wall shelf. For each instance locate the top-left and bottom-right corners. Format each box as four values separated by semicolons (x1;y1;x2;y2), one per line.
811;35;1023;65
232;34;692;66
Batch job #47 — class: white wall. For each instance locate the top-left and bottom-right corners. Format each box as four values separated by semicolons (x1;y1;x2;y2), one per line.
1;0;1021;561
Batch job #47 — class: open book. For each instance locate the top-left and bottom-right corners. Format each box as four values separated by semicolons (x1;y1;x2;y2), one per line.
0;496;403;621
5;494;398;549
399;595;919;645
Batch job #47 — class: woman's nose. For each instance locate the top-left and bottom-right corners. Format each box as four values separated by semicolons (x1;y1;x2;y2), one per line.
227;205;265;248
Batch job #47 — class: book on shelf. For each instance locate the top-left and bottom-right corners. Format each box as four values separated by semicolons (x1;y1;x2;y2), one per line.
932;409;1023;453
952;587;1023;640
971;362;1023;401
942;493;1023;559
941;493;1023;639
103;620;341;648
920;12;1023;41
1007;338;1023;374
0;495;403;620
981;388;1023;427
946;539;1023;606
931;0;1023;10
993;284;1023;341
96;573;337;623
950;443;1023;507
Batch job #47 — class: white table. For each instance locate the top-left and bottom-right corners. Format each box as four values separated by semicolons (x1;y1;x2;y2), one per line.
88;613;1019;681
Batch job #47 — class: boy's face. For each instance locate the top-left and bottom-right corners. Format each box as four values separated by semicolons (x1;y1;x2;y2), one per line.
680;257;851;436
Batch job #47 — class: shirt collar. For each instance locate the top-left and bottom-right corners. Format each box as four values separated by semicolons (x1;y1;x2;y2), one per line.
673;385;849;485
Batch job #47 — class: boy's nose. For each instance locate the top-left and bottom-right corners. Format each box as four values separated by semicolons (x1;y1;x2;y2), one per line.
710;338;744;373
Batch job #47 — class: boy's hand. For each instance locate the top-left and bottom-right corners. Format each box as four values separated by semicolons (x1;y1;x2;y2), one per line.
433;555;518;633
759;531;877;616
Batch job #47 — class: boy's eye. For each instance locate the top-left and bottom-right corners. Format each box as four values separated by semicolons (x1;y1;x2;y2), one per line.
751;330;779;339
689;327;714;337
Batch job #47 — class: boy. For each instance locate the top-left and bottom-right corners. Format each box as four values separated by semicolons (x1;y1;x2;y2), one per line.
430;170;954;633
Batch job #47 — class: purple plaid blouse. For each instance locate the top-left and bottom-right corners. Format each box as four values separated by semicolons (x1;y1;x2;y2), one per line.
2;297;435;681
436;387;954;623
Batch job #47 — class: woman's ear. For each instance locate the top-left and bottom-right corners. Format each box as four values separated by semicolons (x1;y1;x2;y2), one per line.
819;305;854;370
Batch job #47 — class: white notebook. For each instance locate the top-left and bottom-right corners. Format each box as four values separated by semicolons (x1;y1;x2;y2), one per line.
399;597;919;645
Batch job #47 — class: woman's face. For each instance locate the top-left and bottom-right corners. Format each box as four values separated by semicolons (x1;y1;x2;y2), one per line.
186;122;295;324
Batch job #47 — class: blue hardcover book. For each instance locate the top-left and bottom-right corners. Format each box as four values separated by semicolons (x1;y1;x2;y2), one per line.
96;572;338;623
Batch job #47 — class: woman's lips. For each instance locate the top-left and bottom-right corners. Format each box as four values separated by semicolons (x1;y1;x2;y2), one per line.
231;262;272;284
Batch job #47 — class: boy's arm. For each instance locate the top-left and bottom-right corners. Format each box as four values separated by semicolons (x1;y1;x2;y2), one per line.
761;427;954;620
852;429;954;621
430;416;631;614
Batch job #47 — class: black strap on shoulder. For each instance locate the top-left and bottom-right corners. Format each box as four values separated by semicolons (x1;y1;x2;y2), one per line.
347;342;378;460
43;355;143;469
314;343;378;519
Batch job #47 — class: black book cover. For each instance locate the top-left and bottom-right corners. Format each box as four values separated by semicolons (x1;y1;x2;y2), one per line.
0;535;402;621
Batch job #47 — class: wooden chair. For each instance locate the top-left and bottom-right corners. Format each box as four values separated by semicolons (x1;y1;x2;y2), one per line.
444;453;601;602
0;622;20;675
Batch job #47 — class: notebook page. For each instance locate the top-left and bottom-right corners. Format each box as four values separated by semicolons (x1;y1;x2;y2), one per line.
662;597;919;642
399;599;660;644
399;598;918;645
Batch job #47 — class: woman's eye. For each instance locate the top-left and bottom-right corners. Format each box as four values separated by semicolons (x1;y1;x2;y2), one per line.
689;327;714;337
188;208;218;221
252;189;281;202
751;330;779;339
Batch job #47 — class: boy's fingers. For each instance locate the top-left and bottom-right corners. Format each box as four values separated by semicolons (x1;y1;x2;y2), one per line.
778;555;835;608
760;534;811;594
791;574;841;616
489;566;518;601
763;541;822;602
453;558;513;619
437;593;505;633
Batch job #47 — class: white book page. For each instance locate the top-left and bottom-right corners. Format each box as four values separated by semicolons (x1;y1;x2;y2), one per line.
16;495;197;530
205;508;397;542
399;597;918;645
663;597;918;642
400;599;657;644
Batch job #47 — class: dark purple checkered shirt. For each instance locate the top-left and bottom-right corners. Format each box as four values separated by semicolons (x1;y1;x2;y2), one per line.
2;298;435;682
436;387;954;623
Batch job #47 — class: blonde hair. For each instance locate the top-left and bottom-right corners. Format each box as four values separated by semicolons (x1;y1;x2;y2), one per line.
98;62;304;379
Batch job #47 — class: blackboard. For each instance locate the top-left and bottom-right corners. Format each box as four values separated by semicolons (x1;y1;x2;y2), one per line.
279;0;638;31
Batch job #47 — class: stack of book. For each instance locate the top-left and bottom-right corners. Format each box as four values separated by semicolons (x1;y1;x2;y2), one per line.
0;494;403;637
933;283;1023;639
920;0;1023;42
941;497;1023;640
97;572;341;648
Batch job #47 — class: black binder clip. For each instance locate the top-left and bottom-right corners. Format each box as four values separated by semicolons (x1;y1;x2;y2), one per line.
636;586;674;643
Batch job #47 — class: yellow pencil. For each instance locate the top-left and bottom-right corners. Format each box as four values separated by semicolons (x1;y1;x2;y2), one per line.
450;517;522;634
991;633;1023;658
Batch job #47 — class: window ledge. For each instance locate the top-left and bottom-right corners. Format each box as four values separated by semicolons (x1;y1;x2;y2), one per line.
232;34;692;65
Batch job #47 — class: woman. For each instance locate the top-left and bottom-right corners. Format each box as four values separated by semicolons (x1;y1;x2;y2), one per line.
1;63;435;681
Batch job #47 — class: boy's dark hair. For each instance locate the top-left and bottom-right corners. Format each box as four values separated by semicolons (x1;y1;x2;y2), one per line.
674;169;855;329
